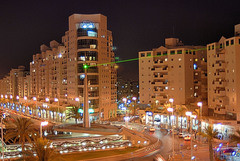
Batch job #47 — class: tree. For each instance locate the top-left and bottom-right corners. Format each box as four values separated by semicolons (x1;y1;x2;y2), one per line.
5;117;38;155
200;126;219;161
25;137;61;161
66;106;82;124
175;105;187;132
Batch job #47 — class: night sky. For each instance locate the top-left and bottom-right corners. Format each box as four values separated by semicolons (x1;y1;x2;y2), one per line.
1;0;240;79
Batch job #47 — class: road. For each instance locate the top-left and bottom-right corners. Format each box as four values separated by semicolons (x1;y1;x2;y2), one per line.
123;127;210;161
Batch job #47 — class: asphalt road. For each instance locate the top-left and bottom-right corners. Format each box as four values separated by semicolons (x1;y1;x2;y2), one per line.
122;128;199;161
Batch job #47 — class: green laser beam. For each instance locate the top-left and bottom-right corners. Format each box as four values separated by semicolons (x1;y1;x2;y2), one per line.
84;45;216;68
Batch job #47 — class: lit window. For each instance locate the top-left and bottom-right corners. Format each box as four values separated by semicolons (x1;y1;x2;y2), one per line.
171;88;174;90
165;58;168;61
179;58;182;61
195;86;198;89
195;59;198;61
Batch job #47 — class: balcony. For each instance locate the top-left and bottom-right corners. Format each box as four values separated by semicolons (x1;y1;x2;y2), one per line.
152;81;168;86
151;67;168;73
215;90;226;97
215;63;226;69
153;74;168;80
215;81;226;87
153;60;167;66
155;95;167;100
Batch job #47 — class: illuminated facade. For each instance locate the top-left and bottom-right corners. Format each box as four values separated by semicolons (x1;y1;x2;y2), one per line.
30;40;67;102
207;24;240;120
63;14;117;120
139;38;207;107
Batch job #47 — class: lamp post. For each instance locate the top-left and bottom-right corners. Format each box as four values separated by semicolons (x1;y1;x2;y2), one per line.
167;107;174;158
122;98;128;128
33;97;37;117
197;102;203;130
54;98;59;122
132;97;137;117
83;64;90;128
186;111;196;160
1;113;4;161
40;121;48;138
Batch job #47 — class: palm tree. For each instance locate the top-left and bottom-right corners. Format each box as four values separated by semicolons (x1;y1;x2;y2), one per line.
4;117;38;154
175;105;187;132
25;137;61;161
200;126;219;161
66;106;82;124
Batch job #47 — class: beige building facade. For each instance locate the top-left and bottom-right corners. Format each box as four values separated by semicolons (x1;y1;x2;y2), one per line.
63;14;117;120
207;24;240;121
139;38;207;107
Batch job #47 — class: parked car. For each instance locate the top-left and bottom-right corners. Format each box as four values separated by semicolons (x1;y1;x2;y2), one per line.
184;135;191;141
178;133;184;138
144;126;148;130
149;127;156;132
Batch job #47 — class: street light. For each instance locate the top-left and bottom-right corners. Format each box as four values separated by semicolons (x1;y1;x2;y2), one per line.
4;95;7;99
186;111;196;160
40;121;48;138
197;102;203;130
54;98;60;122
1;112;5;161
132;97;137;117
122;98;129;128
45;98;49;102
167;107;174;158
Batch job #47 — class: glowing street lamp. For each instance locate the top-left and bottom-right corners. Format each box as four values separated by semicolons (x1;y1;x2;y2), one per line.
75;97;80;102
16;96;19;100
45;98;49;102
33;97;37;101
5;95;7;99
54;98;60;121
10;95;13;99
1;95;3;99
40;121;48;137
122;98;128;128
24;96;27;101
168;107;175;158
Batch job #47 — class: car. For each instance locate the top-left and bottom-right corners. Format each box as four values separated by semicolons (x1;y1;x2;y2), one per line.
184;135;191;141
149;127;156;132
144;126;148;130
178;133;184;138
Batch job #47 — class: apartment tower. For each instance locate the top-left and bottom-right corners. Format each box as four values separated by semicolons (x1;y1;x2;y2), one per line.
62;14;117;120
207;24;240;121
139;38;207;108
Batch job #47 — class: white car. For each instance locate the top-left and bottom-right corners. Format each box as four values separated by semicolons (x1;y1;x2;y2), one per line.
149;127;156;132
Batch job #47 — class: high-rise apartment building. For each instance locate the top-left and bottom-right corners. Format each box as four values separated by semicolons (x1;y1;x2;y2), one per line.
62;14;117;120
0;14;117;120
139;38;207;107
207;24;240;121
30;40;67;102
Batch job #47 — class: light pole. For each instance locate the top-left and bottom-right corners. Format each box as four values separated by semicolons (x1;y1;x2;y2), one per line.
186;111;196;160
197;102;203;130
1;113;4;161
83;64;90;128
54;98;59;121
33;97;37;117
168;107;174;158
40;121;48;138
132;97;137;117
122;98;128;128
